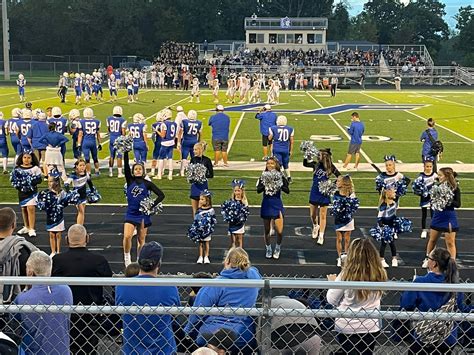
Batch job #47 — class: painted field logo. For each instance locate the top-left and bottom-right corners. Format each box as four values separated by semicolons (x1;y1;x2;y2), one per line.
216;103;426;114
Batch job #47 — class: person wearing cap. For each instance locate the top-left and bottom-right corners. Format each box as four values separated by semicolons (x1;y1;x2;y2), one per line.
47;107;68;158
77;107;101;175
52;224;112;355
208;105;230;167
116;241;180;355
27;111;49;175
255;104;277;160
106;106;127;178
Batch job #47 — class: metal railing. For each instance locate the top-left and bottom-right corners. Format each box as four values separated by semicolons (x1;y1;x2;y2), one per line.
0;277;472;354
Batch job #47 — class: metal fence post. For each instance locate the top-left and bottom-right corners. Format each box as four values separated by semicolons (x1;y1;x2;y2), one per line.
259;279;272;354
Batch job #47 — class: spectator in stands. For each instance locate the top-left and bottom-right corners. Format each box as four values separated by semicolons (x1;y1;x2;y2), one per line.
12;251;73;354
342;112;365;171
184;247;262;353
52;224;113;355
116;241;180;355
208;105;230;167
420;118;440;171
400;248;469;354
268;296;321;354
0;207;37;305
326;238;387;355
255;104;277;160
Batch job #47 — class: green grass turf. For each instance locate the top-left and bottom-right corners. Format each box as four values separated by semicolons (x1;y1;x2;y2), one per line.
0;86;472;206
1;171;473;207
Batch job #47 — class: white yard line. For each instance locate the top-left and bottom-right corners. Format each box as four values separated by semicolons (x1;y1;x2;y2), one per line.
0;88;53;97
359;91;391;105
227;112;246;153
420;93;474;108
306;91;374;164
360;92;474;143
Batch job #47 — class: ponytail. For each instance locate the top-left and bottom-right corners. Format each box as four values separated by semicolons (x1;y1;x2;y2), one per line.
431;247;459;284
445;258;459;284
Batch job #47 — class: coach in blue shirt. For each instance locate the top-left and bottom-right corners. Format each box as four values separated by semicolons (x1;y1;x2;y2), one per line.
208;105;230;167
342;112;364;171
255;104;277;159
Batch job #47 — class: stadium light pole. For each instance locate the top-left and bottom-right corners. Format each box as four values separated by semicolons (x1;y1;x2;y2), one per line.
2;0;10;80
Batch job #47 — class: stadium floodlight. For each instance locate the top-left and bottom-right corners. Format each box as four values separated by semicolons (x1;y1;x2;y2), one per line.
2;0;10;80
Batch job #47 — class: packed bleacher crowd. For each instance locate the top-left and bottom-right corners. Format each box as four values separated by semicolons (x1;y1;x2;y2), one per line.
154;41;202;67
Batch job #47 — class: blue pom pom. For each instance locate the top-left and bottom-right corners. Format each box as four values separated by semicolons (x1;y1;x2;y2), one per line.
394;217;412;234
412;177;430;197
221;200;250;225
86;187;101;203
187;212;217;243
375;175;385;192
330;197;359;224
10;169;38;193
370;225;395;243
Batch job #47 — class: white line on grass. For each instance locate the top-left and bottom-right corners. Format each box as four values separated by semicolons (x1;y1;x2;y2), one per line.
305;91;374;164
227;112;246;153
456;160;464;164
359;92;391;105
420;93;474;108
360;92;474;143
0;88;53;98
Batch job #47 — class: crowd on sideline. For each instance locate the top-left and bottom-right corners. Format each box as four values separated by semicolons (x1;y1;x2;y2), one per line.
0;208;472;354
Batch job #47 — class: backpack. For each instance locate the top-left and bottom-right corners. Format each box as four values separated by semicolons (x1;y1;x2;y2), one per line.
426;129;443;156
412;294;457;345
0;236;38;304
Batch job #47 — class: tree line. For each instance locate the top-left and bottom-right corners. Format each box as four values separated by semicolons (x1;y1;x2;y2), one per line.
1;0;473;65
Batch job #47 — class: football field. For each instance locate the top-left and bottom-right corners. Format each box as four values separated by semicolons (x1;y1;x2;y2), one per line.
0;86;473;207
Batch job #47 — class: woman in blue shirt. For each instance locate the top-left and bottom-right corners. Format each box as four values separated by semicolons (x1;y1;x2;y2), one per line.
184;247;261;353
400;248;469;354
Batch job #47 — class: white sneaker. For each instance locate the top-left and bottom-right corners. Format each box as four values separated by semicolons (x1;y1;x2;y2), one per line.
312;224;320;239
109;172;113;177
203;256;210;264
392;258;399;267
124;255;131;267
422;258;429;268
420;230;428;239
316;235;324;245
167;175;173;181
265;246;273;259
50;252;56;258
337;257;342;267
28;229;36;237
118;173;124;178
273;246;281;259
17;227;29;234
381;259;390;268
394;233;398;240
153;175;162;180
196;256;203;264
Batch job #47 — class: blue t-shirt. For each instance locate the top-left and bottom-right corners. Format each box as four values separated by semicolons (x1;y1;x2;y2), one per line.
269;125;294;152
208;112;230;140
348;121;364;145
420;128;438;156
256;111;277;136
28;120;49;149
39;131;69;147
115;275;181;355
13;284;73;355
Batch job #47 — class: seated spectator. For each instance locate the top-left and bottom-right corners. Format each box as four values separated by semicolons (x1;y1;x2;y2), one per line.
52;224;113;355
326;238;387;355
124;262;140;277
12;251;73;354
400;248;470;355
115;241;180;355
184;247;262;353
268;296;321;354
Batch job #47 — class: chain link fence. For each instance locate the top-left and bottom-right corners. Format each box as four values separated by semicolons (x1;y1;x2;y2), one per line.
0;277;472;354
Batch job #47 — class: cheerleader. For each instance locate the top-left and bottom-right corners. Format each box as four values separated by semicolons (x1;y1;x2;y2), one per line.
123;150;165;266
190;77;200;103
188;190;216;264
37;171;77;256
375;188;399;268
188;142;214;216
257;157;290;259
332;175;359;267
423;167;461;266
412;159;437;239
222;180;249;249
11;151;42;237
212;79;219;104
66;159;95;225
39;122;69;180
375;155;411;199
304;148;340;245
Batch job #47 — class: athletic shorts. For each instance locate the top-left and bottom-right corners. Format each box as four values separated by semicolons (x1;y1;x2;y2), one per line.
158;145;174;159
212;139;228;152
348;143;362;154
262;135;272;147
